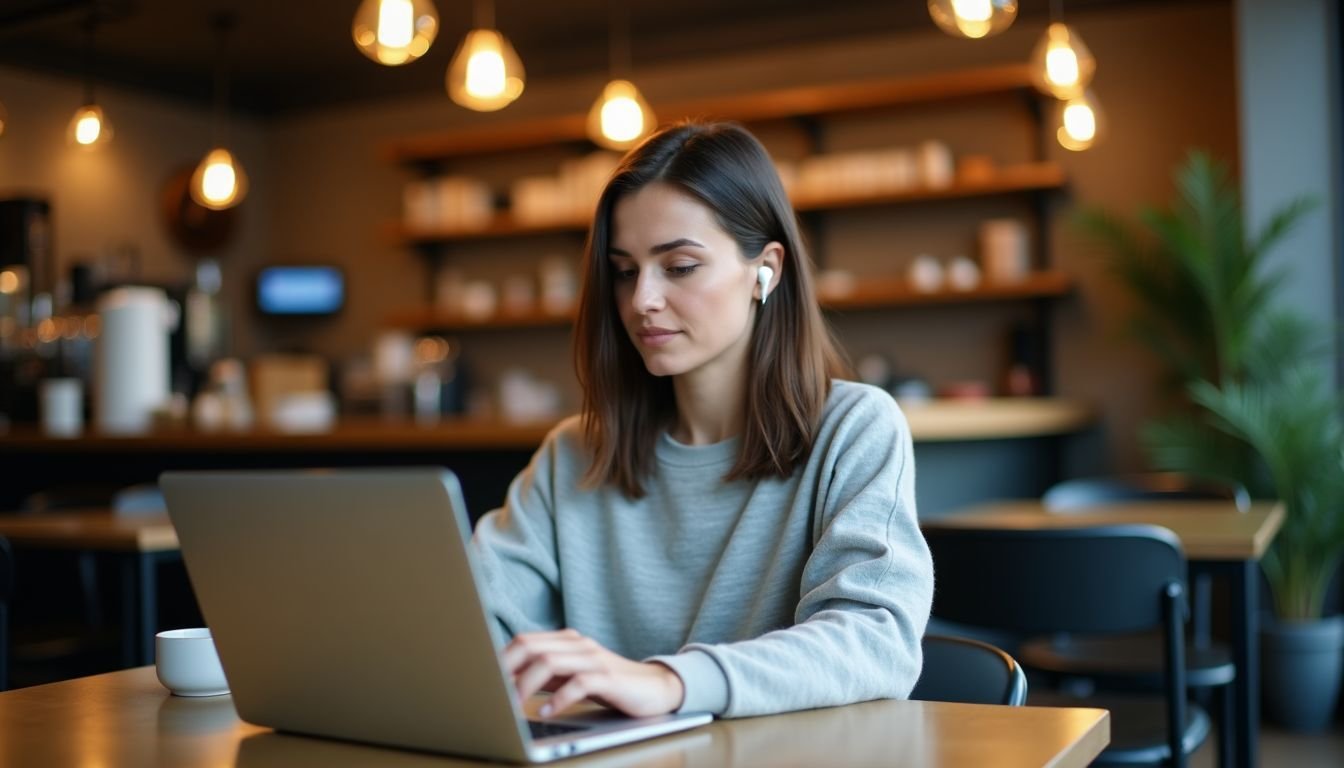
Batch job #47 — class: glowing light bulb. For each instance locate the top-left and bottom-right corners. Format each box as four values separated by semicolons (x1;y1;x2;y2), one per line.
1056;90;1105;151
76;114;100;144
190;147;249;210
927;0;1017;39
352;0;438;66
447;29;525;111
68;104;111;148
0;101;8;139
377;0;413;48
1031;23;1095;98
586;80;655;150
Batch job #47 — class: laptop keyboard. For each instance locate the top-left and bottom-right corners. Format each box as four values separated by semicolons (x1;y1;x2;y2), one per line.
528;720;590;739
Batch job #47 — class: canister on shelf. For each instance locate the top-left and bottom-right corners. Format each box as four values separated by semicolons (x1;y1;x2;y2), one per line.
979;218;1031;283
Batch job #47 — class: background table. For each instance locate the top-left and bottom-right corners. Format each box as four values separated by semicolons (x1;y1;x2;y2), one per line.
924;499;1283;768
0;667;1109;767
0;510;179;667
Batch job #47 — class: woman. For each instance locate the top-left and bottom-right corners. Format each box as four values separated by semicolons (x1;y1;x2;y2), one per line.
472;122;932;720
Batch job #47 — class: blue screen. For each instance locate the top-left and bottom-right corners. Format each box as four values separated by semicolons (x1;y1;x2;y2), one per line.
256;267;344;315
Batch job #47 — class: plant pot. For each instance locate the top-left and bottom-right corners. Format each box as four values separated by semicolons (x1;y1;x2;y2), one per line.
1261;614;1344;731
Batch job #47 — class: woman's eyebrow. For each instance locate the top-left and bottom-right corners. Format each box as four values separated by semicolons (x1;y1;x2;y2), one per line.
609;238;706;258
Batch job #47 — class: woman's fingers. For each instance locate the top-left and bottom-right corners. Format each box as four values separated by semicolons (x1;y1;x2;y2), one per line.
513;650;602;701
542;672;602;716
543;662;679;718
502;629;591;673
505;630;684;718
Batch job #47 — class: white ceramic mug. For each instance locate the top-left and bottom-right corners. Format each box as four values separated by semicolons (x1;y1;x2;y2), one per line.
155;628;229;697
40;377;83;437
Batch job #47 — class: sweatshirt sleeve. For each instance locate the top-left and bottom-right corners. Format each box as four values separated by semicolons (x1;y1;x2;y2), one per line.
469;421;573;642
652;389;933;717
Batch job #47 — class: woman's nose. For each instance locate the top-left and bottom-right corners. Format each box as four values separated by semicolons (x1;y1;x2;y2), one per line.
631;272;665;313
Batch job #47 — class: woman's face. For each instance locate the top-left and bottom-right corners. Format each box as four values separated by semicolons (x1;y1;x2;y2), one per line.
609;182;765;382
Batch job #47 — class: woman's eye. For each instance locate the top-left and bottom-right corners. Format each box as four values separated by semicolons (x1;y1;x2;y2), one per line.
667;265;699;277
613;268;637;281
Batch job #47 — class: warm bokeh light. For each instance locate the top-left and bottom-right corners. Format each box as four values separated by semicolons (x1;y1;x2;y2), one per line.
378;0;413;48
0;100;8;139
352;0;439;66
927;0;1017;39
68;104;111;148
587;80;655;150
190;147;249;210
0;269;20;294
447;29;525;111
1057;90;1105;151
1031;23;1096;98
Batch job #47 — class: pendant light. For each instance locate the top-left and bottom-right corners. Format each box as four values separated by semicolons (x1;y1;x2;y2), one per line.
190;14;247;211
352;0;439;66
587;2;654;150
446;0;525;111
68;17;112;149
927;0;1018;40
1030;1;1095;98
1056;90;1105;151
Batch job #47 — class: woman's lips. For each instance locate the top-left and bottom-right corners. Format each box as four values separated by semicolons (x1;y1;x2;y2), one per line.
636;327;680;347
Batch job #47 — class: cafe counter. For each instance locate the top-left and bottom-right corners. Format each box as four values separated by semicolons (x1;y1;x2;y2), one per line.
0;398;1093;516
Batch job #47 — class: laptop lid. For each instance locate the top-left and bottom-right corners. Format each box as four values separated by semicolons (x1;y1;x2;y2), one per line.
160;467;710;764
161;468;533;762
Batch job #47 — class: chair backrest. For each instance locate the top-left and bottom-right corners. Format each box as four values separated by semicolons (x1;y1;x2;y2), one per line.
924;524;1186;636
111;484;167;515
910;634;1027;706
1043;472;1250;513
926;523;1193;764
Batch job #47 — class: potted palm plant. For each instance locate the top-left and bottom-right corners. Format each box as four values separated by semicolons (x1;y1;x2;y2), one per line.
1078;152;1344;730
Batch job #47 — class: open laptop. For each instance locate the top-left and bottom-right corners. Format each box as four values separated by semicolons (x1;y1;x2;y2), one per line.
159;468;712;763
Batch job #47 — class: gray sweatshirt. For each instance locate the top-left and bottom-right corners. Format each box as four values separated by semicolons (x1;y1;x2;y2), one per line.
470;380;933;717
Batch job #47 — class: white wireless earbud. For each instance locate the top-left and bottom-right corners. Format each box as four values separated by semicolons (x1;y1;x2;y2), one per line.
757;265;775;306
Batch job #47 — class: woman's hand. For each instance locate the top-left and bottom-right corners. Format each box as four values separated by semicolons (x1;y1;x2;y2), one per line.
503;629;685;718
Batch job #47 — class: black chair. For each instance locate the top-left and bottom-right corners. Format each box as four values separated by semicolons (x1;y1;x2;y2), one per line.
1037;473;1239;767
8;487;125;685
924;524;1209;767
910;634;1027;706
1;535;13;691
1042;472;1250;514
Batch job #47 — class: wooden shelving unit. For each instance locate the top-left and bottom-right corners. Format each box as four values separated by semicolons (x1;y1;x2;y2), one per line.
385;271;1073;333
792;163;1066;212
380;62;1077;396
819;271;1073;311
387;162;1066;247
381;63;1039;164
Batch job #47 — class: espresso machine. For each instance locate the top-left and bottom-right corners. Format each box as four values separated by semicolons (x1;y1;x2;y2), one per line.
0;197;55;424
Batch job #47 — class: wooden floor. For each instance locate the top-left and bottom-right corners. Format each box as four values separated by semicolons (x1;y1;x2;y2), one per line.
1191;720;1344;767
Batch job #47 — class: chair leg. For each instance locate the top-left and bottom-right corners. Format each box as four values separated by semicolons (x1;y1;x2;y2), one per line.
1218;684;1235;768
1192;573;1213;650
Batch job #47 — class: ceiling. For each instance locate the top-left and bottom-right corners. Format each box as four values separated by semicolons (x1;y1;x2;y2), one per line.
0;0;1144;119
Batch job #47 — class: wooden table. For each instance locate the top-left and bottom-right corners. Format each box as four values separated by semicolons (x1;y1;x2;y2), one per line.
0;510;179;668
924;500;1284;768
0;667;1110;767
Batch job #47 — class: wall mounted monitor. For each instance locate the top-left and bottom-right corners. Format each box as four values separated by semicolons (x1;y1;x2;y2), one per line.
255;265;345;317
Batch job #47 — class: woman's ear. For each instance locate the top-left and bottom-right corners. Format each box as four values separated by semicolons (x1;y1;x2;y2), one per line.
755;242;784;302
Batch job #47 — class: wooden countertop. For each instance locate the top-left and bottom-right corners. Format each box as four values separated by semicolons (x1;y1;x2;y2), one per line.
927;500;1285;561
0;510;177;553
0;417;557;453
0;667;1110;768
0;398;1093;452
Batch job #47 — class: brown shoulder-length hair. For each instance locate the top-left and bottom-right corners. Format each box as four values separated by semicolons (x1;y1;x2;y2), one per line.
574;121;851;498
